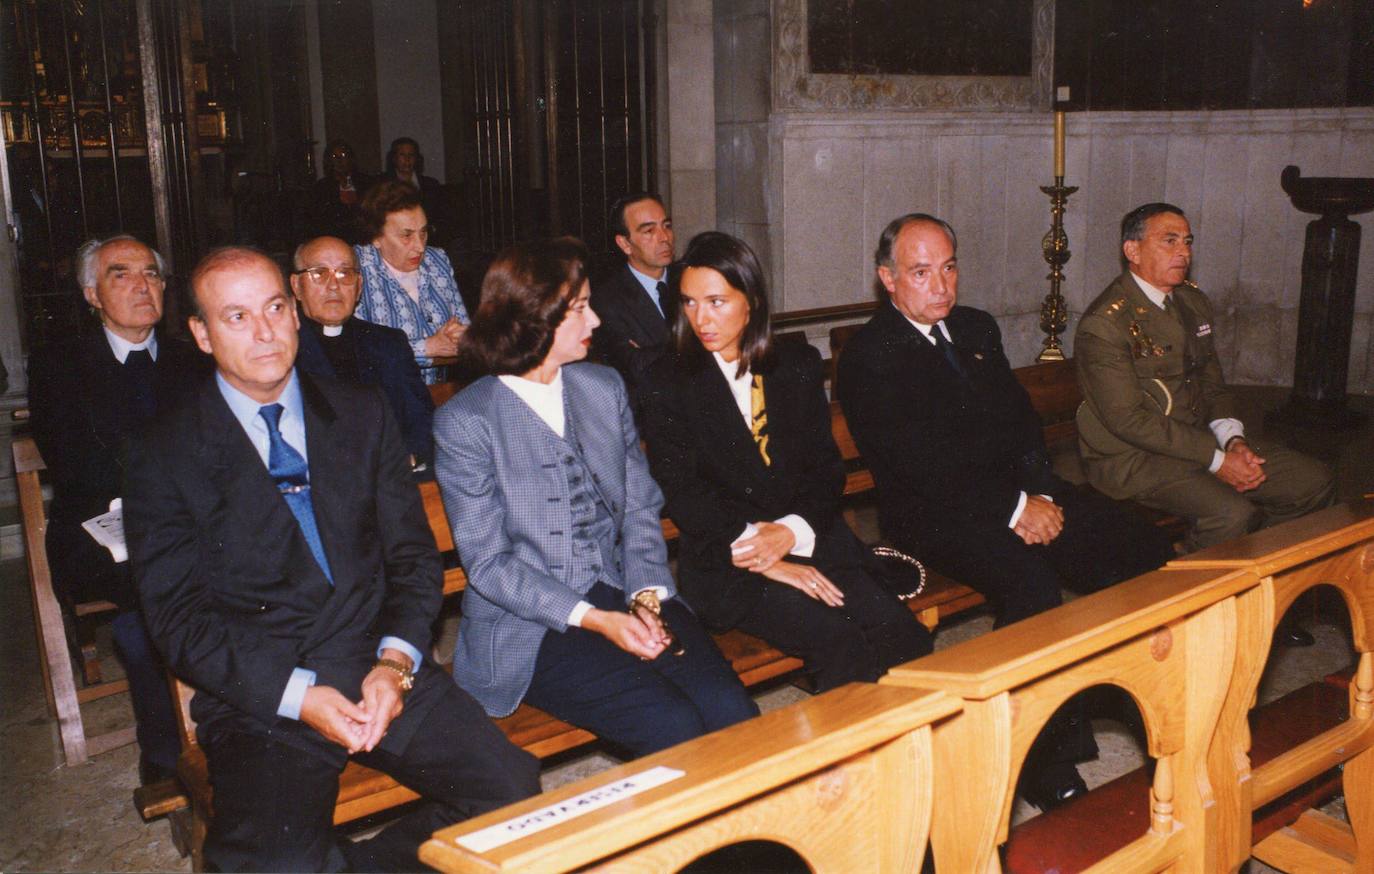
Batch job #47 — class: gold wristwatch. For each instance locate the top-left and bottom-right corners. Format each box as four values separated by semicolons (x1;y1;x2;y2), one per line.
375;658;415;695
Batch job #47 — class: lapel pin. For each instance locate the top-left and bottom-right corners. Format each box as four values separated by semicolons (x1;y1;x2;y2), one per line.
973;352;984;360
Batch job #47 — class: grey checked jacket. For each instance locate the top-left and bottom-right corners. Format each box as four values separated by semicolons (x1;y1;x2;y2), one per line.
434;363;676;716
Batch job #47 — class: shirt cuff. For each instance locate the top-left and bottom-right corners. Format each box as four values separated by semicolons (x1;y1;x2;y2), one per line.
410;337;433;366
276;667;317;720
1209;418;1245;450
377;636;424;673
774;514;816;558
1008;491;1029;529
568;600;594;627
730;523;759;553
1208;449;1225;473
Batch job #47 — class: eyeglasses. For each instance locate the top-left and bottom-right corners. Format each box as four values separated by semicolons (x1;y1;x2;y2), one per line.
293;266;360;283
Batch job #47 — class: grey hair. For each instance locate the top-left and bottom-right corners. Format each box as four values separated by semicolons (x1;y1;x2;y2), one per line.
75;235;167;290
1121;203;1186;246
874;213;958;269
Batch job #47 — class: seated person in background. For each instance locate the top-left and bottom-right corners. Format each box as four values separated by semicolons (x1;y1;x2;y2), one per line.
27;234;208;785
640;231;932;692
435;237;759;757
307;139;372;243
1075;202;1334;553
376;137;453;248
126;246;539;872
354;179;469;384
590;192;678;410
291;235;435;469
836;213;1174;809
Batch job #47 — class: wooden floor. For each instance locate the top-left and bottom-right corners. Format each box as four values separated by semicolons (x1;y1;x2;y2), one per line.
0;386;1369;872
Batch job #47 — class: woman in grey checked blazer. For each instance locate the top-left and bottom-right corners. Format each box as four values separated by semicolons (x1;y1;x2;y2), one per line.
434;237;757;757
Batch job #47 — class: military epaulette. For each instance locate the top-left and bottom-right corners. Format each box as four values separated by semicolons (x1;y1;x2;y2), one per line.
1180;279;1201;291
1102;297;1129;318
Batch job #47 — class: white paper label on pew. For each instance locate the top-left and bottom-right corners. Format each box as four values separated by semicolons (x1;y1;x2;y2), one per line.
456;766;686;853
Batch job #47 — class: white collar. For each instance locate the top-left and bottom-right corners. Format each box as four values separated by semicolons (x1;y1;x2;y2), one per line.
898;312;951;345
1129;271;1172;310
498;369;566;437
322;324;345;338
103;327;158;363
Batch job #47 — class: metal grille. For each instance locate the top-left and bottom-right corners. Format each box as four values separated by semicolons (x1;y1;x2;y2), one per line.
3;0;155;349
454;0;655;254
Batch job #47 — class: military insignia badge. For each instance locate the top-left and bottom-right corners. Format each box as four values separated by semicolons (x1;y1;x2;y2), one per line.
1129;322;1167;358
1196;323;1212;337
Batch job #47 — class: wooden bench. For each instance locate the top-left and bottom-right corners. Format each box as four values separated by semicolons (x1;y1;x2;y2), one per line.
12;436;136;768
959;501;1374;872
420;683;961;873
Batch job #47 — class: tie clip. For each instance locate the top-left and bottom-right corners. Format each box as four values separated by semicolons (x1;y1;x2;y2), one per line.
278;483;310;495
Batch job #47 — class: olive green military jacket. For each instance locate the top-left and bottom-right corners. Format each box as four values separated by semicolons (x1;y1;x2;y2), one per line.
1074;271;1239;499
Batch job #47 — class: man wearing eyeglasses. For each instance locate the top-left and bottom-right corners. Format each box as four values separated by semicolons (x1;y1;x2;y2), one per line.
27;234;209;785
290;236;435;470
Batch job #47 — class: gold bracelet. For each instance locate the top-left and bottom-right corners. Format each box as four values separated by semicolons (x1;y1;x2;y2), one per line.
375;658;414;695
631;590;662;615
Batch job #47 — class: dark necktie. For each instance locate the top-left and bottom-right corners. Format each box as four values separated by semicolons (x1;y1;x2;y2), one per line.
124;349;157;420
655;280;669;320
258;404;333;584
931;325;968;380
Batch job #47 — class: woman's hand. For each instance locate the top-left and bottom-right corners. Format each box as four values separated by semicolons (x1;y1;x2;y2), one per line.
424;327;460;358
760;560;845;607
731;521;796;573
581;608;670;660
441;317;467;344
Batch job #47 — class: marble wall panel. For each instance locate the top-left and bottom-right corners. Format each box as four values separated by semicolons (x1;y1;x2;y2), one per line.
715;123;736;222
737;221;776;298
939;136;991;304
670;168;717;245
999;310;1050;367
1339;129;1374;320
1081;132;1135;306
1238;133;1298;308
732;11;771;124
1125;136;1170;207
731;123;770;224
1195;135;1250;305
713;12;734;123
1162;135;1208;218
781;136;868;309
861;135;939;284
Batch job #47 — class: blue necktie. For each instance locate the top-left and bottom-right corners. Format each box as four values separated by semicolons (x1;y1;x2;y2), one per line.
258;404;333;584
932;325;968;380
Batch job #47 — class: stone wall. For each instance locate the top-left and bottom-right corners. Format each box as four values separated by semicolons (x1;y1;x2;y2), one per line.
768;108;1374;389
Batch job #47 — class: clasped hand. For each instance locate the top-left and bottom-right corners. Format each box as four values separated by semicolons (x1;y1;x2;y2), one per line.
731;521;795;572
300;656;409;754
1214;440;1266;493
423;318;467;358
1014;495;1064;546
583;606;673;661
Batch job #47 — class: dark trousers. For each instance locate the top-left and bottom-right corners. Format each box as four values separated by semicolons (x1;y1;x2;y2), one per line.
202;678;540;873
110;610;181;772
523;583;759;758
918;488;1174;628
733;562;932;691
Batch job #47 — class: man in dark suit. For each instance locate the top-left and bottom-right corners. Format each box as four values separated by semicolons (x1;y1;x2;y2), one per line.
125;247;539;872
590;193;678;406
28;234;208;784
290;235;436;469
836;214;1173;808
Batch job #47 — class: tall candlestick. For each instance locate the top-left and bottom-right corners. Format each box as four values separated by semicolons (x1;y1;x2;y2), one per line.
1054;111;1066;178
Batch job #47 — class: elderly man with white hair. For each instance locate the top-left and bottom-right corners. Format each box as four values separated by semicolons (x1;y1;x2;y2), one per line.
27;234;209;785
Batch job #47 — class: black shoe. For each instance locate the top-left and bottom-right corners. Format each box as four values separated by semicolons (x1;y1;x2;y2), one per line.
1274;622;1315;648
1021;762;1088;812
138;757;177;787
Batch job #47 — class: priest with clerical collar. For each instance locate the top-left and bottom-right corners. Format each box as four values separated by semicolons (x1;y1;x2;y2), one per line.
290;235;435;470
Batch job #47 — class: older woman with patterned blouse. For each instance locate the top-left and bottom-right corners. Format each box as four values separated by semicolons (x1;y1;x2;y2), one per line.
354;179;469;384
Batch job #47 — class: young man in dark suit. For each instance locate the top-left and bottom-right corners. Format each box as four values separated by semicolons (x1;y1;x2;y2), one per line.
28;234;209;785
836;213;1173;810
590;193;678;407
290;235;436;469
125;247;538;872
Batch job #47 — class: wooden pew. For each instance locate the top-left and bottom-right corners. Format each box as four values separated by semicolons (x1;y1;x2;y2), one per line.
1162;501;1374;873
419;684;960;873
882;563;1264;872
12;436;136;768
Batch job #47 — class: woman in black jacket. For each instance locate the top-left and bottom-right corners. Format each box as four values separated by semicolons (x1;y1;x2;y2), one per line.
640;232;932;691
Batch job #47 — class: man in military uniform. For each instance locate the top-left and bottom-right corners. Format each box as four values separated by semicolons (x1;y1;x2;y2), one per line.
1075;202;1334;555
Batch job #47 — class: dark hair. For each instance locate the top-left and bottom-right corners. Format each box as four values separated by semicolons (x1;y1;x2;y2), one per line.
1121;203;1186;246
188;246;282;320
874;213;958;269
463;237;590;376
608;192;665;243
675;231;775;378
359;178;425;241
385;137;423;176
